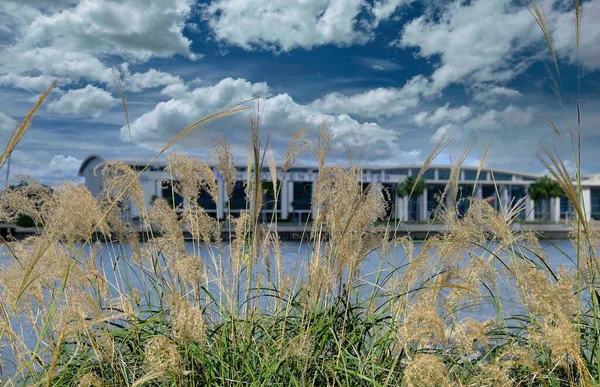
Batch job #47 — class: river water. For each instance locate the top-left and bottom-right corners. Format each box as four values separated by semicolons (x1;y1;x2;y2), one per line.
0;239;580;380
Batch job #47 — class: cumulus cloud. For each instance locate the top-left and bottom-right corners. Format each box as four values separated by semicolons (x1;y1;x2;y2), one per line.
20;0;195;61
412;104;472;127
465;105;534;131
551;0;600;70
124;77;415;163
47;85;116;117
204;0;367;51
120;64;182;93
371;0;414;26
0;0;196;87
473;86;522;104
2;48;114;84
4;151;83;186
399;0;539;92
0;73;59;92
310;75;429;118
204;0;414;51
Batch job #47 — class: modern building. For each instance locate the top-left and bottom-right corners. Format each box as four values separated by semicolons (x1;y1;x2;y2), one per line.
79;155;600;223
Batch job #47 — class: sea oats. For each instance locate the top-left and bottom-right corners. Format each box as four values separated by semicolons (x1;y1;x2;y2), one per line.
282;129;310;172
397;296;446;350
467;363;511;387
167;295;205;344
77;373;104;387
314;121;332;169
144;336;181;377
0;176;52;225
96;161;144;211
167;153;218;205
450;318;491;357
311;166;387;284
183;203;219;245
210;137;237;199
402;354;451;387
47;182;108;242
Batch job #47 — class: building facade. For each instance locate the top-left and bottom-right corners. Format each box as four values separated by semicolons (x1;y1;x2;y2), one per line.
79;155;600;223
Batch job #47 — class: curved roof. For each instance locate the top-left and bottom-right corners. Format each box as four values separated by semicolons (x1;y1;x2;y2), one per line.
78;155;103;176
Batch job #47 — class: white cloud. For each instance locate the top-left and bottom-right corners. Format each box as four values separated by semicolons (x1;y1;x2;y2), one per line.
0;0;196;87
203;0;418;51
310;75;429;118
551;0;600;70
204;0;368;51
1;48;114;84
465;105;534;131
371;0;414;26
47;85;116;117
120;64;182;93
432;124;452;142
399;0;538;92
125;77;413;163
3;150;83;186
21;0;195;61
473;86;522;104
412;103;471;127
47;154;82;180
0;73;59;92
0;110;16;131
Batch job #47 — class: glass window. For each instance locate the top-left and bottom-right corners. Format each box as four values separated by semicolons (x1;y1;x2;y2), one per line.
492;172;513;181
386;168;410;175
437;168;451;180
422;169;435;180
161;181;184;208
292;182;312;210
463;169;479;180
591;188;600;220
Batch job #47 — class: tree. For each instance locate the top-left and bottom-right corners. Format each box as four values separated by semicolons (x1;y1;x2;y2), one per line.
396;176;425;198
527;176;563;201
528;176;563;221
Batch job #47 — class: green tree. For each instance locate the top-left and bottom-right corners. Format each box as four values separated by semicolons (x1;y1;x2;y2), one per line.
527;176;563;201
528;176;563;221
396;176;425;198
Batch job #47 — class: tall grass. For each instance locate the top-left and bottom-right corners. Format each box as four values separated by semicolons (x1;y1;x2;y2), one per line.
0;1;598;386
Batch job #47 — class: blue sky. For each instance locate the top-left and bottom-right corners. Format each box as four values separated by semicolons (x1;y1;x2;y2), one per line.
0;0;599;186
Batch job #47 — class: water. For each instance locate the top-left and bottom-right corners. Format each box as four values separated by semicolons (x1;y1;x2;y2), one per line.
0;239;579;381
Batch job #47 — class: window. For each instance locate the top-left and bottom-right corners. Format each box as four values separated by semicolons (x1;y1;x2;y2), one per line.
591;188;600;220
422;169;435;180
437;168;451;180
492;172;512;181
463;169;479;181
386;168;410;175
161;181;183;208
292;182;312;210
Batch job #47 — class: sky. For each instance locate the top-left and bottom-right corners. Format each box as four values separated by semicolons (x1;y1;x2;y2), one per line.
0;0;599;186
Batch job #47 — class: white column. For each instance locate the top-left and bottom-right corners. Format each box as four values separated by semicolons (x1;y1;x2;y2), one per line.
420;188;428;221
582;188;592;221
217;179;225;220
500;185;510;216
395;195;402;220
281;178;289;220
551;197;561;223
475;185;483;199
525;196;535;221
402;197;409;222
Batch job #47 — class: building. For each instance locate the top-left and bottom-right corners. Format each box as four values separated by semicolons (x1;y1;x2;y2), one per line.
79;155;600;223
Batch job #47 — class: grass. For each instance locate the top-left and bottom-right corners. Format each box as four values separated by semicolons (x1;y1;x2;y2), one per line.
0;1;598;386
